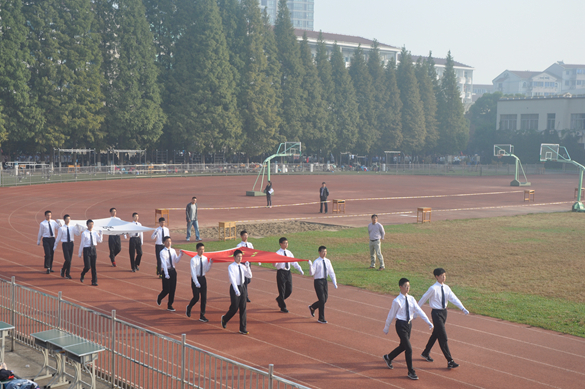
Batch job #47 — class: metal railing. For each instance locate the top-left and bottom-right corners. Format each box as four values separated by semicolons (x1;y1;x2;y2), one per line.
0;276;310;389
0;162;579;187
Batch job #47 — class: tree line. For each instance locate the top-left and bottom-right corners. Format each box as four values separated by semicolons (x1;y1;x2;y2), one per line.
0;0;469;161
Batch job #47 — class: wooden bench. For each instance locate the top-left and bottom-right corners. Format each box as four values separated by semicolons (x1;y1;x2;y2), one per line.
218;221;236;241
524;190;535;202
332;199;345;213
417;207;432;223
155;208;170;227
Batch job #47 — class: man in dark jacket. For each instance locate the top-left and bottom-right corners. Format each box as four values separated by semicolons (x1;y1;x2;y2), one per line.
319;182;329;213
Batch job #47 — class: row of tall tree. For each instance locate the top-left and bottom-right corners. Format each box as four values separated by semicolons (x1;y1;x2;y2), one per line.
0;0;468;160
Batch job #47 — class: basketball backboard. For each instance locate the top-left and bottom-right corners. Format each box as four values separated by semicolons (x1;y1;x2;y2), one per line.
493;144;514;157
539;144;560;162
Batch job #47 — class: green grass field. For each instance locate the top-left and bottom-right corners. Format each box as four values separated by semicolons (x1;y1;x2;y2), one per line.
176;212;585;338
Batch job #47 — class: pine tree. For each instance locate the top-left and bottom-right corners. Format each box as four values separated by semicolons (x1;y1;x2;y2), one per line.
315;33;337;157
330;43;359;156
274;0;306;141
299;34;330;156
437;51;469;153
237;0;281;157
217;0;245;86
415;57;439;154
24;0;105;153
261;9;282;121
349;45;376;155
383;60;403;152
397;47;425;155
97;0;165;150
164;0;241;154
143;0;179;74
0;0;43;152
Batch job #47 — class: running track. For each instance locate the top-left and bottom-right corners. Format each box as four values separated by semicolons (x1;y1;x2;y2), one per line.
1;174;584;388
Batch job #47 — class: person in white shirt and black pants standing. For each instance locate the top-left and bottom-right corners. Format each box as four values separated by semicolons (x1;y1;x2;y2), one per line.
151;217;170;276
383;277;434;380
128;212;143;272
275;237;304;313
37;210;59;274
308;246;337;323
108;208;123;267
186;242;212;322
221;250;253;334
418;268;469;369
53;214;79;279
236;230;254;302
78;220;103;286
368;214;385;270
157;236;183;311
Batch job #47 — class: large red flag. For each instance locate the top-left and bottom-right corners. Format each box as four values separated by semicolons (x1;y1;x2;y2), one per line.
181;246;309;263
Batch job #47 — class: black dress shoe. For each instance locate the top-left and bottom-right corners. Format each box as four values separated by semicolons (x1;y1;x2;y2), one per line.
91;283;98;286
80;274;84;283
65;275;72;279
280;308;289;313
60;269;65;277
246;297;251;303
49;269;55;272
132;269;136;272
46;269;51;274
135;266;139;271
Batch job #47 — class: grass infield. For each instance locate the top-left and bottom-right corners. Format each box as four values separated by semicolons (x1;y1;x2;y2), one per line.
178;212;585;338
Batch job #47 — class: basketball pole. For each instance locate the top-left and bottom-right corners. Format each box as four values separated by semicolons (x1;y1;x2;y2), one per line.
540;144;585;212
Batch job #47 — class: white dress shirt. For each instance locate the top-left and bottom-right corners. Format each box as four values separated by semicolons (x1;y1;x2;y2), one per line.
309;257;337;288
160;247;182;279
228;262;253;296
384;293;433;334
236;241;254;249
151;226;170;245
368;222;385;240
190;255;212;287
418;281;468;313
37;220;59;244
53;224;80;250
129;221;144;244
274;249;304;274
78;230;103;256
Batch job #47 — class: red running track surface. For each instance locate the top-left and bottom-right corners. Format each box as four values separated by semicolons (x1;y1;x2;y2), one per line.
1;174;584;388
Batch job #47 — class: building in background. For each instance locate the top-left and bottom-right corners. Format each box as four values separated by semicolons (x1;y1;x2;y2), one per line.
497;95;585;146
492;70;560;97
261;0;314;30
545;62;585;94
294;29;474;105
472;84;494;102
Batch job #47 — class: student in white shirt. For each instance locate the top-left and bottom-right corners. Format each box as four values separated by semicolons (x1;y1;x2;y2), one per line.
53;214;79;279
37;210;59;274
308;246;337;323
156;236;183;311
78;220;103;286
236;230;254;302
186;242;212;322
221;250;253;334
382;278;434;381
151;217;170;276
108;208;122;267
418;268;469;369
128;212;143;272
274;237;304;313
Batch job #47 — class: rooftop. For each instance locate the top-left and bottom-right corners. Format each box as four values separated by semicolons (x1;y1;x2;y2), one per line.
294;29;399;50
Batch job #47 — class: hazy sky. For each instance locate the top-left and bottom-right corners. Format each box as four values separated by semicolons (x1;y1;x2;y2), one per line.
314;0;585;85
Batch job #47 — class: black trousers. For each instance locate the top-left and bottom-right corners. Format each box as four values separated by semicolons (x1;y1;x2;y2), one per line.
276;269;293;309
387;320;414;374
320;198;328;213
423;309;452;361
155;244;164;274
108;235;121;263
43;237;55;269
310;279;328;321
266;193;272;206
188;276;207;315
61;242;74;276
129;237;142;269
81;247;98;284
158;268;177;308
223;285;247;332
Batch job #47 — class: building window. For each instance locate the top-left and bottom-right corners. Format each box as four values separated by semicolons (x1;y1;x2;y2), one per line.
547;114;556;130
533;81;544;87
571;114;585;130
577;69;584;74
500;114;517;131
565;81;570;86
521;114;539;130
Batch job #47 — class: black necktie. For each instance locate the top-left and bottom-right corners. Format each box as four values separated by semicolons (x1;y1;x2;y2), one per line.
168;249;174;269
199;257;203;277
67;227;71;243
284;250;289;270
49;222;53;237
322;259;327;280
405;296;410;323
239;264;243;286
441;285;446;309
90;231;94;247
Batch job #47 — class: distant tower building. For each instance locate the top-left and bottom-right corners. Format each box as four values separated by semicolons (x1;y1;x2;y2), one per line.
260;0;314;30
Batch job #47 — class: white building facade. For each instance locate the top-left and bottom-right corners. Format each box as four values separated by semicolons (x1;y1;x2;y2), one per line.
260;0;314;30
492;70;560;97
545;62;585;94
